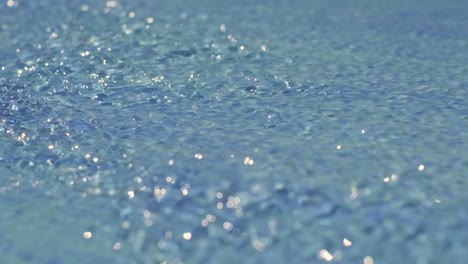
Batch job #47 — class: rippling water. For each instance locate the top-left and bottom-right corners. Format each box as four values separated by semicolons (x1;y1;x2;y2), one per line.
1;0;467;263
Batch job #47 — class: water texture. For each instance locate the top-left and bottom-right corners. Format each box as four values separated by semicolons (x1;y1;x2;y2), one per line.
0;0;467;263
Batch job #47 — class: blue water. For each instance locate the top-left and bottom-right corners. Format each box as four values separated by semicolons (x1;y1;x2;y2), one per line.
1;0;467;263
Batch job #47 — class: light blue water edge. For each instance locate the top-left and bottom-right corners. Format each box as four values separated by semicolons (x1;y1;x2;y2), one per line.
1;0;467;264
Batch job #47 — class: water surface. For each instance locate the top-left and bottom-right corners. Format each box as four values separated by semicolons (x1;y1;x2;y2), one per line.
0;0;467;263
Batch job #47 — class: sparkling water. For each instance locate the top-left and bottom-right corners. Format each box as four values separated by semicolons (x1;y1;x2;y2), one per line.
1;0;467;263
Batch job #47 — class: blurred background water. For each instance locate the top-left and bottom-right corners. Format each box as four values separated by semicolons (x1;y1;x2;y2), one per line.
0;0;467;263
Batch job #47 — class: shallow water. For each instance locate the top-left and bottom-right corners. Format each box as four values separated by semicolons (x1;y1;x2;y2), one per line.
1;0;467;263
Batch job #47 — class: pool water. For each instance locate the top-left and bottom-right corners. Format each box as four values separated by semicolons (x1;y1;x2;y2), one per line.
0;0;467;263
